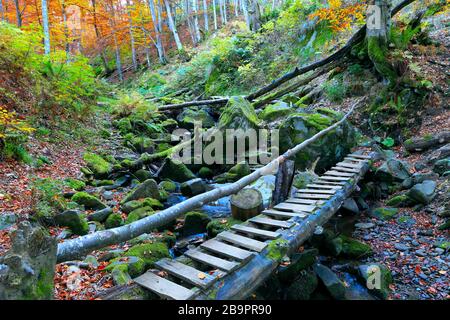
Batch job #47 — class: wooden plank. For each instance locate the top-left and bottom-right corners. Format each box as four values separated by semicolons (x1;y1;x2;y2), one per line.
348;153;371;159
316;179;347;185
155;259;219;289
323;170;355;177
134;271;196;300
249;216;295;228
320;176;351;181
331;166;360;174
263;209;308;219
284;198;318;205
306;184;342;189
336;162;363;169
184;249;240;272
217;231;267;252
274;202;316;213
297;188;336;194
231;224;281;239
294;193;332;200
201;239;254;262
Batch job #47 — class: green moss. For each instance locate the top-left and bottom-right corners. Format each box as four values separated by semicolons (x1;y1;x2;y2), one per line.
64;178;86;191
338;235;373;258
218;96;261;130
386;194;413;207
367;37;397;85
259;102;293;121
198;167;214;179
125;242;170;268
183;211;211;236
105;256;146;277
142;198;164;209
371;207;398;221
126;207;154;224
83;152;112;178
266;239;289;262
159;180;177;193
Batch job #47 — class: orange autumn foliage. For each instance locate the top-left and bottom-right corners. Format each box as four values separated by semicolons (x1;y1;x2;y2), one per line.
309;0;366;32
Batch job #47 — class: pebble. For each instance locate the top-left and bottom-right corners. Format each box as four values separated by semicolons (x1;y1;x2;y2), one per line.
355;222;375;229
415;249;427;257
411;240;420;247
394;243;410;251
103;191;114;200
435;248;445;255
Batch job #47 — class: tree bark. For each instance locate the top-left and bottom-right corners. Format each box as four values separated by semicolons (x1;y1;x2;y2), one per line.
13;0;22;27
405;131;450;152
202;0;209;32
126;0;138;71
41;0;51;54
148;0;167;63
212;0;218;29
192;0;202;43
230;188;263;220
164;0;184;50
56;100;364;262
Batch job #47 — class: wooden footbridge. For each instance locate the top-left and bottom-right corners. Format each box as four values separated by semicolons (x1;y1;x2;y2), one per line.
132;152;373;300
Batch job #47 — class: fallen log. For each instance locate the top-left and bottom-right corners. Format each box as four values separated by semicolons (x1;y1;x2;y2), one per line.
404;131;450;152
158;98;229;111
56;99;365;263
230;188;263;221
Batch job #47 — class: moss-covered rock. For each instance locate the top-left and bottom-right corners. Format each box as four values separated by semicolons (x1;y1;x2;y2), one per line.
206;218;242;238
71;192;107;210
338;235;373;258
177;108;215;129
198;167;214;179
358;263;393;300
267;239;289;262
126;207;154;224
277;249;318;283
160;118;178;132
286;270;318;300
83;152;112;179
111;267;132;286
183;212;211;236
64;178;86;191
54;210;89;236
180;178;207;197
386;194;413;207
159;180;177;193
121;179;160;203
278;109;357;171
105;213;123;229
105;256;146;277
134;169;153;182
407;180;436;205
259;101;293;121
157;158;196;182
370;207;398;221
122;198;163;214
433;158;450;176
125;242;170;268
313;263;346;300
218;96;261;130
375;159;411;183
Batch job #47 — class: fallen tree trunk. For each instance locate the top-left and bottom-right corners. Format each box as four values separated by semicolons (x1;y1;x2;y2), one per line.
56;99;365;262
154;0;415;112
404;131;450;152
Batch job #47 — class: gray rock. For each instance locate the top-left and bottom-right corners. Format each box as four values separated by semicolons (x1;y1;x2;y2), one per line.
87;207;113;223
407;180;436;204
355;222;375;229
102;191;114;201
0;212;17;231
394;243;410;251
180;178;207;197
55;210;89;235
433;158;450;176
134;169;152;182
342;198;360;214
375;158;411;182
357;264;393;299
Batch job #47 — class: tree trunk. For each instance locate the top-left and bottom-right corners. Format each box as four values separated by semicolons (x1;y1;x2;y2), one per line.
230;188;263;221
212;0;218;29
248;0;261;31
404;131;450;152
367;0;396;84
108;2;123;81
192;0;202;43
126;0;138;71
241;0;250;29
148;0;167;63
164;0;183;50
92;0;111;75
202;0;209;32
0;0;5;21
41;0;51;54
218;0;224;25
61;0;70;56
222;0;227;23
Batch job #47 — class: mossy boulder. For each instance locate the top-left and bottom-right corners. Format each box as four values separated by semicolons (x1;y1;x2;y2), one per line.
125;242;170;268
215;161;251;183
157;158;196;182
54;210;89;236
177;107;215;129
313;263;346;300
198;167;214;179
260;101;293;121
206;217;242;238
183;211;211;236
116;118;132;134
134;169;153;182
71;192;107;210
433;158;450;176
180;178;207;197
125;207;154;224
407;180;436;205
121;179;160;203
358;263;393;300
370;207;398;221
105;256;146;278
64;178;86;191
105;213;123;229
111;267;132;286
159;180;177;193
338;235;373;258
278;109;357;171
218;96;261;130
122;198;163;214
83;152;112;179
375;159;411;183
386;194;413;207
160;118;178;132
